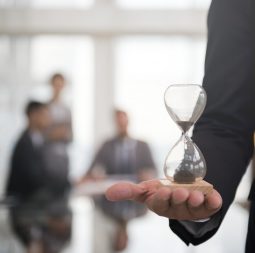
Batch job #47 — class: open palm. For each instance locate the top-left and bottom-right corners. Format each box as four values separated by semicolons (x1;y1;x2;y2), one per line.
106;179;222;220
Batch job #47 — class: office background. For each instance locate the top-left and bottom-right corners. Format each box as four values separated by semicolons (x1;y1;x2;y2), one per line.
0;0;252;252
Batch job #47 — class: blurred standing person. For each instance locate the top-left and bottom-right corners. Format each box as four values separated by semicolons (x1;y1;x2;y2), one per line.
44;73;73;193
82;110;157;253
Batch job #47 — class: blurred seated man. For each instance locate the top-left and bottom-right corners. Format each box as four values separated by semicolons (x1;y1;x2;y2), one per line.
81;109;157;253
6;101;71;253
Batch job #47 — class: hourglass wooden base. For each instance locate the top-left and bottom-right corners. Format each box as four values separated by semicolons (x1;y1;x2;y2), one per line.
160;179;213;195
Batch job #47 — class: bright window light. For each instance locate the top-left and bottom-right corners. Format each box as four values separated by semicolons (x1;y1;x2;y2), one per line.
114;36;206;170
117;0;211;9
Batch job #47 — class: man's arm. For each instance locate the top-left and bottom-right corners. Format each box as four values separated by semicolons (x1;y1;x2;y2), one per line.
106;0;255;246
170;0;255;244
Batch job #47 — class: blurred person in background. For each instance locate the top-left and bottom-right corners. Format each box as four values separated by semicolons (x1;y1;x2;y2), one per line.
80;109;157;253
6;101;72;253
43;73;73;193
7;101;50;202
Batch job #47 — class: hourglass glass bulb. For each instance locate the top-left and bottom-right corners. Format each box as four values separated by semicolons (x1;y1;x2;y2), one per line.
164;84;207;183
164;84;207;134
164;135;206;183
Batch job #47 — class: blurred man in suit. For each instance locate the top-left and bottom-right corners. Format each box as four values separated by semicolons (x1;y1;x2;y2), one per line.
82;109;157;253
7;101;50;199
7;101;72;253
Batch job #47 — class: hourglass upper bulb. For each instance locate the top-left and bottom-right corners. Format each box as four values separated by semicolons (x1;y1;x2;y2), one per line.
164;84;207;133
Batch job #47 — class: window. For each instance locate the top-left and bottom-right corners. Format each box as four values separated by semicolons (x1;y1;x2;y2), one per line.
0;0;94;8
117;0;211;9
0;36;94;184
30;36;94;177
30;36;94;145
31;0;93;9
114;36;206;171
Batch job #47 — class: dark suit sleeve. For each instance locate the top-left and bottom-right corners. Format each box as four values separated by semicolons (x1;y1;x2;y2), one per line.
169;0;255;245
86;142;108;175
7;133;46;197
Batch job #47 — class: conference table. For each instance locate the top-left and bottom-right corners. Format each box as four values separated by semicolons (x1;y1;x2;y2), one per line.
0;175;135;253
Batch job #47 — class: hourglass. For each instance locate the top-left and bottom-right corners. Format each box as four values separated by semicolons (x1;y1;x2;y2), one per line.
161;84;213;194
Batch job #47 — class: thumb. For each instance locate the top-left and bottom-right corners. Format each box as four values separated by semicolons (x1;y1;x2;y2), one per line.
105;182;146;201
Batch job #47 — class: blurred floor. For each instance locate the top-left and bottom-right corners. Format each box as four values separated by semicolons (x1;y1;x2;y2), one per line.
0;153;252;253
0;197;248;253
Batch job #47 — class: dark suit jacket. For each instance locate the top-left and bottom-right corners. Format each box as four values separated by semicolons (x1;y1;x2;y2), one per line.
88;136;156;221
89;137;156;176
6;129;70;201
169;0;255;245
6;130;46;200
6;130;72;248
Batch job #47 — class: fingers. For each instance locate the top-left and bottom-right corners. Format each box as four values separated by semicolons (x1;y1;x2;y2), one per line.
171;188;189;205
187;189;222;220
147;188;190;219
188;190;204;208
139;179;162;193
106;181;222;221
148;188;222;220
187;191;207;219
105;182;146;201
205;189;222;211
168;189;190;219
106;179;164;203
147;187;172;216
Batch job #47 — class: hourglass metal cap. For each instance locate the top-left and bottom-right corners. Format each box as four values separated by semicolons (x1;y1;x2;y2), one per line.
164;84;207;183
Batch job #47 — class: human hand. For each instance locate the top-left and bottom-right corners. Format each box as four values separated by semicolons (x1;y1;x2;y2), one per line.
106;179;222;220
138;169;156;182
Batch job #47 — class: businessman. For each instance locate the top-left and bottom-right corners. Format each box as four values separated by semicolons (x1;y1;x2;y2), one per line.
7;101;50;199
106;0;255;252
7;101;72;253
82;109;156;253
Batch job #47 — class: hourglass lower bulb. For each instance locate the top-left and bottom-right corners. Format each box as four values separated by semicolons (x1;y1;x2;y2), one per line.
164;134;206;183
162;84;213;194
